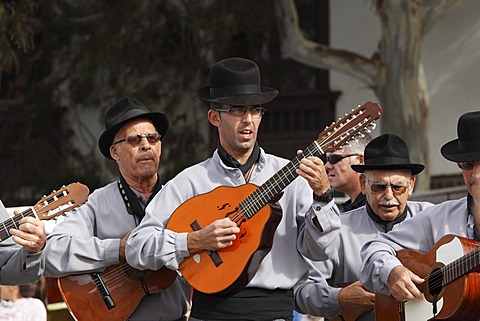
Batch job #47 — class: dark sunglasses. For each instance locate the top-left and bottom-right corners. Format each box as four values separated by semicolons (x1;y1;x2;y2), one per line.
113;132;161;147
367;180;409;195
324;153;359;165
457;161;480;170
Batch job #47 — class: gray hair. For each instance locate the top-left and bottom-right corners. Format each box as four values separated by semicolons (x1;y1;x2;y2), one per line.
342;132;372;154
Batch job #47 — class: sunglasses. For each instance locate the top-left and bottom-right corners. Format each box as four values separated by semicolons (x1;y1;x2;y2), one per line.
367;180;409;195
457;161;480;170
113;132;161;147
324;153;359;165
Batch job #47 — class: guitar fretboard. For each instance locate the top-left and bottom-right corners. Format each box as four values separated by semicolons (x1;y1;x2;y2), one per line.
442;246;480;286
238;103;380;219
0;208;36;241
240;143;322;218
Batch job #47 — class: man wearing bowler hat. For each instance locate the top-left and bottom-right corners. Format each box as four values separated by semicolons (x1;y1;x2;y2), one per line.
44;97;191;320
360;111;480;313
295;134;433;321
126;57;328;320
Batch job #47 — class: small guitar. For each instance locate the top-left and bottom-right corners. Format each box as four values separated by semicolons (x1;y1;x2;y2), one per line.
166;102;382;294
376;234;480;321
58;263;177;321
0;182;89;242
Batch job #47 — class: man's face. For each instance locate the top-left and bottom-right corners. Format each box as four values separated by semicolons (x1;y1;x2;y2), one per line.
460;161;480;201
325;150;361;193
208;105;263;164
110;119;161;181
361;169;415;221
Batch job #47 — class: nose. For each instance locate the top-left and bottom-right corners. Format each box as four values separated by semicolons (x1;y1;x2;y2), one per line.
242;109;255;121
383;186;395;199
139;137;153;150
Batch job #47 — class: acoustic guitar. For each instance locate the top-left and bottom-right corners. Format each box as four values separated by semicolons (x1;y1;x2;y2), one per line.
0;182;89;242
376;234;480;321
58;263;177;321
166;102;382;294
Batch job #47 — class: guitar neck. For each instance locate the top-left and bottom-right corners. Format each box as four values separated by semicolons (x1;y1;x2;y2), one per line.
0;207;36;241
241;142;322;217
442;246;480;286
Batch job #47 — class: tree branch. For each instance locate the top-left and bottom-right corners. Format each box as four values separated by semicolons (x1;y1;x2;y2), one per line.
274;0;380;87
421;0;464;36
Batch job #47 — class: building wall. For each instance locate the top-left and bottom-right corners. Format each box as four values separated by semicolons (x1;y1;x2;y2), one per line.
330;0;480;176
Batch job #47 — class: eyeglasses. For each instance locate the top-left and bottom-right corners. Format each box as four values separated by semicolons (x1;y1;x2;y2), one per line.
214;106;266;117
457;161;480;170
367;180;409;195
113;132;161;146
325;153;359;165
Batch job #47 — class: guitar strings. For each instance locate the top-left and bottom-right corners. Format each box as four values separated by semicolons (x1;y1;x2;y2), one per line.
411;246;480;294
228;113;374;226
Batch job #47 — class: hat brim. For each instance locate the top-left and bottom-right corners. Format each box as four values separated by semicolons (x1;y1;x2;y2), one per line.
351;163;425;175
195;86;278;106
98;112;169;160
440;139;480;162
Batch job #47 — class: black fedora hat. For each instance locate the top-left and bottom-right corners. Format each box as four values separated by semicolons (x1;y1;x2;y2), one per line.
195;57;278;106
351;134;424;175
441;111;480;162
98;97;169;160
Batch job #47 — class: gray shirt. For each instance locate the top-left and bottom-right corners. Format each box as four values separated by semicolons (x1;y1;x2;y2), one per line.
360;196;472;296
44;181;191;321
126;148;314;290
0;199;44;285
296;199;433;320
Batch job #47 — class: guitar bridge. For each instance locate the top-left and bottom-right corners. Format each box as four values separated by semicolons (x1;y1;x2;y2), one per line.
90;272;116;310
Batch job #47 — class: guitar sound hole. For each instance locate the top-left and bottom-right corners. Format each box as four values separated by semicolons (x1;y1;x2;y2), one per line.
427;267;444;296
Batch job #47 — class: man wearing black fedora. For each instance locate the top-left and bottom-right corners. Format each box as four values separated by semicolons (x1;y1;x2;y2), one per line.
296;134;433;321
360;111;480;310
43;97;191;320
125;57;327;320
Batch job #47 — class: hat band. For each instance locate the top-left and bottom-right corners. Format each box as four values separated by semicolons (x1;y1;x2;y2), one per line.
459;140;480;152
365;156;411;166
210;84;261;98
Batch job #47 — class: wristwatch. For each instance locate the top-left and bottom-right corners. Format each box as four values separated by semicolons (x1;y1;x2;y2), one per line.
313;188;334;203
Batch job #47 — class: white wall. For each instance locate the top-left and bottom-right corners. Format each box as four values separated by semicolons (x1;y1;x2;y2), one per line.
330;0;480;176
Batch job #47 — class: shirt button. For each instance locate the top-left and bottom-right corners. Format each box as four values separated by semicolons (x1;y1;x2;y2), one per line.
236;173;241;178
316;206;321;211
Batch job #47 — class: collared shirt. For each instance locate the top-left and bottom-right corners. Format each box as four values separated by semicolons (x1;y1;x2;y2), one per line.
126;148;314;290
360;196;474;296
44;182;191;321
295;200;433;320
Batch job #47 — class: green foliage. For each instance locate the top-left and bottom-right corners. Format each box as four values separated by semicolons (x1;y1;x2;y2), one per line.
0;0;275;205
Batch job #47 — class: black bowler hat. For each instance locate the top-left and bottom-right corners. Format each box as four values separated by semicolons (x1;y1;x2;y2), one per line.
98;97;169;160
351;134;424;175
195;57;278;106
441;111;480;162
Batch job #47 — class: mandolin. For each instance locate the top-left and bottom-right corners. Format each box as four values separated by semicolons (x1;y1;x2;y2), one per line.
167;102;382;294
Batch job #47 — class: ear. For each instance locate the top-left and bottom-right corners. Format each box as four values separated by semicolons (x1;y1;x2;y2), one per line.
358;153;365;165
359;174;367;195
208;109;221;127
110;144;120;161
408;175;416;195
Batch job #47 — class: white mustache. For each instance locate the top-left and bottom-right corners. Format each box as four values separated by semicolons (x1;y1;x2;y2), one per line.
378;199;400;206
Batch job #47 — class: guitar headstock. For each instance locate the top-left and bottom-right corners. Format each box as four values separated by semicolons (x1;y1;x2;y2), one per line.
316;102;382;153
35;182;89;220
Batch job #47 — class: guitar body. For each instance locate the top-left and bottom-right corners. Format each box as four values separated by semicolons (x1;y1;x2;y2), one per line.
376;234;480;321
166;184;283;294
58;264;177;321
